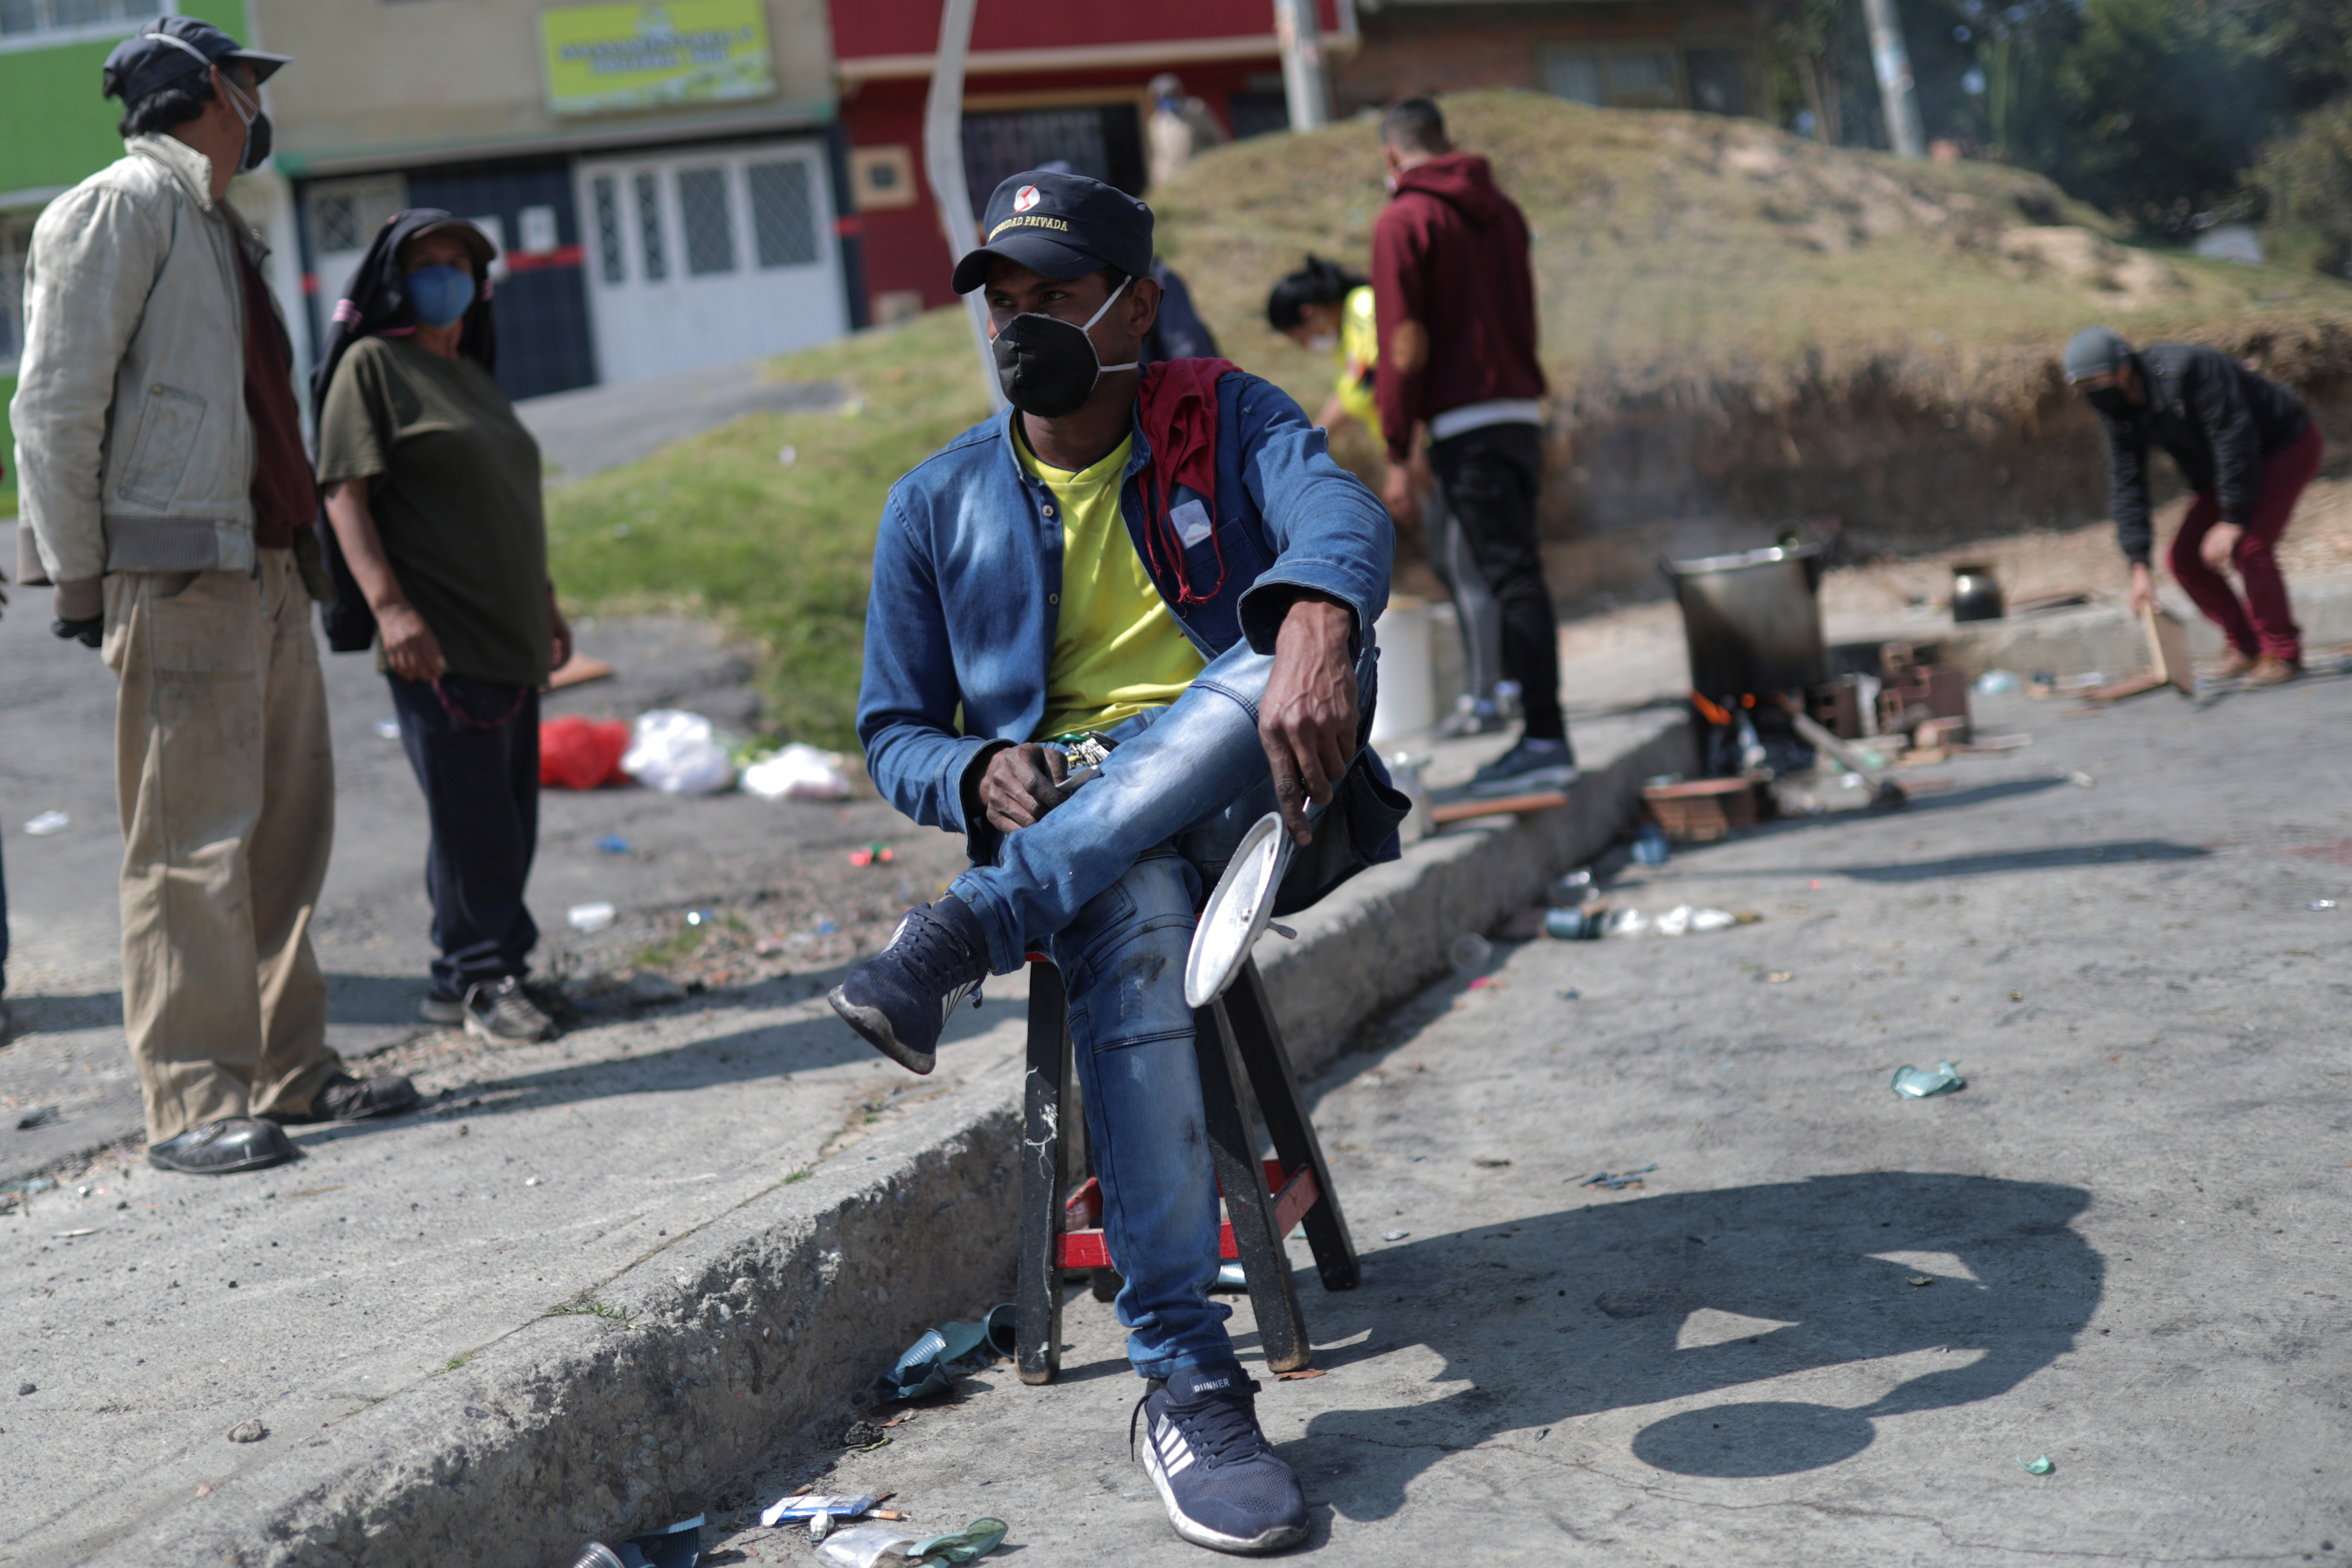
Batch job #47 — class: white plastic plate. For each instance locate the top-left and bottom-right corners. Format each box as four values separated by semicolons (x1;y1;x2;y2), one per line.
1185;812;1294;1009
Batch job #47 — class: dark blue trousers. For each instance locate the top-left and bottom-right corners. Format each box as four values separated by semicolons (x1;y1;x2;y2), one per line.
387;674;540;995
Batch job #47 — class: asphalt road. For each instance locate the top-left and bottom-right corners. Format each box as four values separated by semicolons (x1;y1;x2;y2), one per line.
677;667;2352;1566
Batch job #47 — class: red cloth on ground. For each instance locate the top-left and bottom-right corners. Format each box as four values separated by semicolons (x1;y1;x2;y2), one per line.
1135;357;1238;606
2167;422;2322;662
237;251;315;550
539;716;632;789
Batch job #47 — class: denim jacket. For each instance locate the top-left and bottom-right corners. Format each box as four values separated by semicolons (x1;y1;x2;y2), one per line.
859;371;1396;846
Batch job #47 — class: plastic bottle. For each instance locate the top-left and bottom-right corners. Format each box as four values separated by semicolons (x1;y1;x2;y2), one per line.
1545;907;1603;940
572;1546;625;1568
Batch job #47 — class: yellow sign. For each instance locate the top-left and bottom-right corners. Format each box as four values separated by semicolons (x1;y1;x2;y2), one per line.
542;1;775;117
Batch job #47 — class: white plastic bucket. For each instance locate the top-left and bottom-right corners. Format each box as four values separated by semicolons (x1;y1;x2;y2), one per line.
1370;597;1437;741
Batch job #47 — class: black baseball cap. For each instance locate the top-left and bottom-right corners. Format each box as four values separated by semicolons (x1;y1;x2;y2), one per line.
951;170;1154;295
102;17;290;107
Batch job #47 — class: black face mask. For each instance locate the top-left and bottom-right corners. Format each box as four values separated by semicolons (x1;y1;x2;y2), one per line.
991;275;1139;419
241;111;272;171
2083;385;2134;421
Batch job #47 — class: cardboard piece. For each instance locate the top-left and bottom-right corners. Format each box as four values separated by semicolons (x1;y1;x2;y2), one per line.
2141;606;2194;694
548;653;614;691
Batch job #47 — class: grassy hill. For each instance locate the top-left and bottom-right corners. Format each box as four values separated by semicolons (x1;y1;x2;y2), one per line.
547;93;2352;745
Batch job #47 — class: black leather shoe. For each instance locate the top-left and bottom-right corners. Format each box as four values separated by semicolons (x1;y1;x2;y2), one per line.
147;1118;296;1175
264;1072;420;1125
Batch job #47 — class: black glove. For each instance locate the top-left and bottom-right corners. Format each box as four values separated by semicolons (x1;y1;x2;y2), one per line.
51;616;102;648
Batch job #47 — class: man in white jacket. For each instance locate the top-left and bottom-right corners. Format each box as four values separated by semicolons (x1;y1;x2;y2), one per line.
10;18;414;1174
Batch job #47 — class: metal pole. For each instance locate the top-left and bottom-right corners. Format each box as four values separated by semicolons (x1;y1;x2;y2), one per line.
1273;0;1330;132
1862;0;1926;159
923;0;1006;410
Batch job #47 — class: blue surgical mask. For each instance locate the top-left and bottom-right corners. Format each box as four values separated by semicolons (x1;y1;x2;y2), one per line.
407;263;474;328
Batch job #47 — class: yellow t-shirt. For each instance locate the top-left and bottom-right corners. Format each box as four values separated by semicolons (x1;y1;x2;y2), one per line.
1333;284;1379;429
1020;431;1206;740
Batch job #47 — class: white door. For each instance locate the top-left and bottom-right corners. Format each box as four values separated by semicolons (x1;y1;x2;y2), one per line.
577;141;846;384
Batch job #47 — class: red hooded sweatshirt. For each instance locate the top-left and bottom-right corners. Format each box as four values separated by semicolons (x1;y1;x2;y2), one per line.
1370;152;1546;463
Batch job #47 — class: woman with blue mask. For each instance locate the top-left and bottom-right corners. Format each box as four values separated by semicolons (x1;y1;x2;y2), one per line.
315;212;572;1045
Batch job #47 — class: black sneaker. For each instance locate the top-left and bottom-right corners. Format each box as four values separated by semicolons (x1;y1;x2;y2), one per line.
1131;1364;1309;1554
419;986;465;1026
464;976;555;1043
263;1072;421;1125
827;897;989;1075
1466;737;1579;796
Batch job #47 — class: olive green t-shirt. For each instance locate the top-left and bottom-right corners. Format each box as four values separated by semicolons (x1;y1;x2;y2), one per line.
317;336;551;686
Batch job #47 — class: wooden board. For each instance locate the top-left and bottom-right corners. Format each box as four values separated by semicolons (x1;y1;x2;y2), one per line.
1428;790;1570;825
548;654;614;691
2141;606;2194;694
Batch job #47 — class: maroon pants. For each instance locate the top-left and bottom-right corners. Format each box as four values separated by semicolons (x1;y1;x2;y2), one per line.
2168;423;2323;662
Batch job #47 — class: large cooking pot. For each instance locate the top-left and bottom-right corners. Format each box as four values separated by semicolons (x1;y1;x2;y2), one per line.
1667;543;1827;699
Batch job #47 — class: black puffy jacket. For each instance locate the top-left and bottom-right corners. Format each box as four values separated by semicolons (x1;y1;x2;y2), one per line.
2096;343;2308;565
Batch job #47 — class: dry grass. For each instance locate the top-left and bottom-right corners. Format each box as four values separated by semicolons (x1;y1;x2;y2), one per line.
1155;93;2352;423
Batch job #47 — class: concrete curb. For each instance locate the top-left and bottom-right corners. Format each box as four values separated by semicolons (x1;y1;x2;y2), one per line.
80;711;1692;1567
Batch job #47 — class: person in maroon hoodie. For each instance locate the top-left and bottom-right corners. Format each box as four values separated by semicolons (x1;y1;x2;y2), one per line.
1370;96;1573;795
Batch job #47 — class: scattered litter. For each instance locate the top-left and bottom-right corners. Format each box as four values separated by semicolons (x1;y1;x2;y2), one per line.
525;1177;540;1187
1766;971;1793;983
1906;1275;1933;1287
17;1382;34;1395
742;743;856;801
815;918;839;935
1632;823;1670;866
1466;975;1497;990
2069;771;2095;788
2009;991;2022;1001
1475;1157;1513;1168
374;715;402;739
568;902;617;933
2016;1454;2054;1476
1544;907;1603;940
810;1512;837;1544
1581;1165;1658;1190
876;1303;1016;1403
576;1515;703;1568
1275;1368;1327;1381
2312;901;2338;911
1657;906;1738;936
622;710;737;796
816;1517;1006;1568
226;1419;268;1443
850;843;895;867
764;1495;880;1529
16;1106;59;1130
1557;986;1582;999
51;1227;97;1238
1212;1261;1248;1291
1549;868;1600;905
1974;669;2022;695
1890;1060;1967;1098
1382;1229;1410;1241
541;716;633;790
778;445;798;466
23;811;68;836
1449;932;1492;975
684;909;717;926
595;834;631;855
1603;908;1651;938
625;971;687;1005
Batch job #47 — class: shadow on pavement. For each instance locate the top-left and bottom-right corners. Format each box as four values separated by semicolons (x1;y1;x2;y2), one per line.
1292;1171;2097;1514
1660;837;2207;882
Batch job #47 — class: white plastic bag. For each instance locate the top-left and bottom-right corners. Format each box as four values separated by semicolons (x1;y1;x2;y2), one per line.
741;743;853;801
621;710;735;796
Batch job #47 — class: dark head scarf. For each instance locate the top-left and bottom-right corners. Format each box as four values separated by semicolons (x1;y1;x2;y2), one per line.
310;209;500;652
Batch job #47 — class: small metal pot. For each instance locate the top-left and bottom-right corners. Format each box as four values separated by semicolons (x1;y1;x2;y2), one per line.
1951;564;2005;622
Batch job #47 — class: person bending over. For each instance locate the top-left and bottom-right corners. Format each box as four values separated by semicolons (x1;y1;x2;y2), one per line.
830;170;1403;1555
2064;325;2320;684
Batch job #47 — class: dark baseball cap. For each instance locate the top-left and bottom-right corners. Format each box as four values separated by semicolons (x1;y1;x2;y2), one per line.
102;17;290;107
951;170;1154;295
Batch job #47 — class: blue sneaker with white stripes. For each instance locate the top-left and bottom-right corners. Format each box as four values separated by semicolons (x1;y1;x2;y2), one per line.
828;896;990;1075
1131;1364;1309;1554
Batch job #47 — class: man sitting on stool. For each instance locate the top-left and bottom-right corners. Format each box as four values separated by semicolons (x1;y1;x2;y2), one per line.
830;170;1402;1556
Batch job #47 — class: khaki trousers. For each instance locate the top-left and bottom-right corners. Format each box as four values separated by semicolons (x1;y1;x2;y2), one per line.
103;552;341;1142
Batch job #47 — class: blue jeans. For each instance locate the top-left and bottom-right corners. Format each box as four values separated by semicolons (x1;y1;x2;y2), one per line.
952;641;1307;1377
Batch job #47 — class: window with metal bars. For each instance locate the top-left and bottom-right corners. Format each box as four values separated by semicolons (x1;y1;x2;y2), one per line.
747;160;817;269
676;167;736;277
592;176;625;284
634;171;666;281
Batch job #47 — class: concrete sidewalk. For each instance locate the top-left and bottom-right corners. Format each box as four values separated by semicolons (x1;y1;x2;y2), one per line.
4;683;1688;1563
682;664;2352;1566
